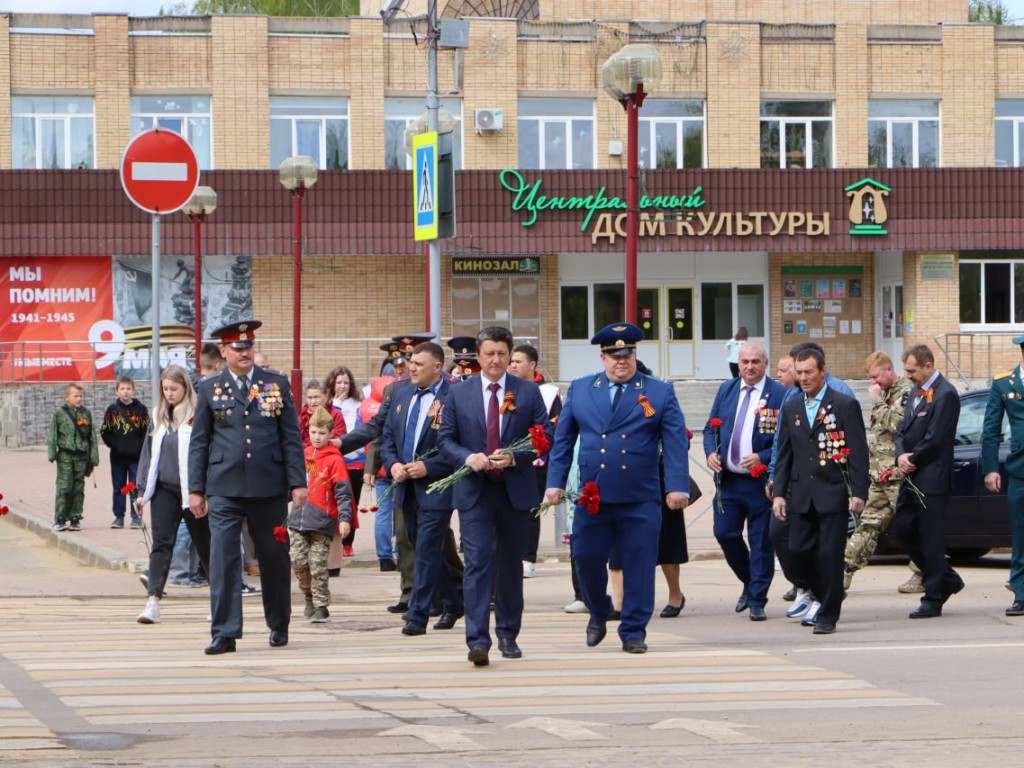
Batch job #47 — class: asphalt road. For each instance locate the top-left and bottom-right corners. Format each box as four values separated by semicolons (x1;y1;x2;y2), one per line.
2;521;1024;767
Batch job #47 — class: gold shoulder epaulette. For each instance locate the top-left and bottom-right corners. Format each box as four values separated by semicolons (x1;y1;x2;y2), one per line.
994;369;1014;381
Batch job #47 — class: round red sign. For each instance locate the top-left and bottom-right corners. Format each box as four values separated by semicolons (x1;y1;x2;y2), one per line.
119;129;200;215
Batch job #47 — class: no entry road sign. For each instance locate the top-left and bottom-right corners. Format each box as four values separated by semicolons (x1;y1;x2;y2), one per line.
120;129;199;215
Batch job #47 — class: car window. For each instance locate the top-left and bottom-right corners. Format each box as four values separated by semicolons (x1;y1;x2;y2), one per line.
955;393;1008;446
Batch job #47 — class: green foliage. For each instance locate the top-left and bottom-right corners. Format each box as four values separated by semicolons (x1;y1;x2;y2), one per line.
160;0;359;15
968;0;1010;23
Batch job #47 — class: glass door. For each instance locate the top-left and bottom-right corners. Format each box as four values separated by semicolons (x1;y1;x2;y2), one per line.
879;281;904;363
635;286;662;376
666;287;695;378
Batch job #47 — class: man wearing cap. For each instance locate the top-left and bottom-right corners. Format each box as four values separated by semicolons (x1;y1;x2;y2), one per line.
982;336;1024;617
544;322;690;654
189;320;306;655
438;326;550;666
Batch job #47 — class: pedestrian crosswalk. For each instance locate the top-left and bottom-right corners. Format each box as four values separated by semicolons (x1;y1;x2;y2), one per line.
0;596;934;756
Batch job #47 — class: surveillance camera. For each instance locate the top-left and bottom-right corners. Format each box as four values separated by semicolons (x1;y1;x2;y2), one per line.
380;0;405;21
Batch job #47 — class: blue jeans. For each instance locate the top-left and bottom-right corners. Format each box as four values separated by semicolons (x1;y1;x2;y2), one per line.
375;477;396;561
169;520;204;584
110;461;140;523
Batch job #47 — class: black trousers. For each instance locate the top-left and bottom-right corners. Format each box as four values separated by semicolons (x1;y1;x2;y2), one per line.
146;484;211;598
890;488;962;607
788;505;848;625
769;513;812;591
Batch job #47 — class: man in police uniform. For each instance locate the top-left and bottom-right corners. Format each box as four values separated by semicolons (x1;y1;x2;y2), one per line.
545;322;690;654
189;320;306;655
982;335;1024;617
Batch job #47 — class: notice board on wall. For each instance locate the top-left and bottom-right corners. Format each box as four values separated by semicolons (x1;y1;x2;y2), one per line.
781;266;864;340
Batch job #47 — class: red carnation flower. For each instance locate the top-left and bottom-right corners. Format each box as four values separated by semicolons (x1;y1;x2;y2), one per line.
120;481;136;496
832;452;842;461
529;424;550;455
750;463;769;479
841;447;851;456
579;480;601;515
0;505;9;516
686;429;694;440
273;526;288;544
709;418;723;428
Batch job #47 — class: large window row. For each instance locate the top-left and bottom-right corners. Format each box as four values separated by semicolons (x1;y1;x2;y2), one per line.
16;95;1024;171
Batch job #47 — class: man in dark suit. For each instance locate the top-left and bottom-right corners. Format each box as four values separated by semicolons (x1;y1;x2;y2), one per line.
380;341;463;635
438;326;549;667
772;347;868;635
545;322;690;654
188;320;306;655
704;341;788;621
892;343;964;619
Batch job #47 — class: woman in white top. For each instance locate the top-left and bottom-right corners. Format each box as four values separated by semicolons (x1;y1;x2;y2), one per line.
135;365;211;624
724;326;749;378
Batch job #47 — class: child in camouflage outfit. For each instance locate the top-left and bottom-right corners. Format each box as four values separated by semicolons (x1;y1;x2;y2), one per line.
287;406;353;623
47;383;100;531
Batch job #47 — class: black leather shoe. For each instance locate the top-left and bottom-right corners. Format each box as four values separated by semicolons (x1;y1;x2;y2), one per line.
622;638;648;654
659;597;685;618
586;618;607;647
783;586;797;602
268;631;289;647
204;637;236;655
468;644;489;667
433;611;462;630
379;558;397;572
909;604;942;619
812;622;836;634
402;621;426;636
386;601;409;614
749;605;767;621
735;587;751;613
608;609;621;621
1006;601;1024;616
498;638;522;659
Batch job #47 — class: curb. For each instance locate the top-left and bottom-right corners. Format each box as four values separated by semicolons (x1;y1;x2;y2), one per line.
6;506;133;571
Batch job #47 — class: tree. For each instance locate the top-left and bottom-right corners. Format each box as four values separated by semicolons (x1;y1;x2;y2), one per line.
160;0;359;15
968;0;1010;23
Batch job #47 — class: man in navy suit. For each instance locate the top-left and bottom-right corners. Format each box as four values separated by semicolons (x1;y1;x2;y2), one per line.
545;322;690;654
188;320;307;655
892;344;964;619
772;347;869;634
704;341;788;621
438;327;550;667
380;341;462;636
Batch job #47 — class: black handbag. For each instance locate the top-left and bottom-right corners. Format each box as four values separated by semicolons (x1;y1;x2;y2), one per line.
688;476;703;503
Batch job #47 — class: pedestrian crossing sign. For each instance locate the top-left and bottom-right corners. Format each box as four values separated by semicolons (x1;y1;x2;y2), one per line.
413;131;438;241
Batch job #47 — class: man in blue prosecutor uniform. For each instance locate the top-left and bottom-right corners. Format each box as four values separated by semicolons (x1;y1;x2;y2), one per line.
379;341;463;635
982;334;1024;617
188;320;307;655
545;322;690;654
704;341;788;620
437;326;550;667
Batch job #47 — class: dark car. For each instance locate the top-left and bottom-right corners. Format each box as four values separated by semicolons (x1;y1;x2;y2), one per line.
878;388;1011;560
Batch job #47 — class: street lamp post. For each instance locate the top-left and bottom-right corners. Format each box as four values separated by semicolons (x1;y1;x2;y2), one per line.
183;186;217;374
602;44;663;325
279;156;318;397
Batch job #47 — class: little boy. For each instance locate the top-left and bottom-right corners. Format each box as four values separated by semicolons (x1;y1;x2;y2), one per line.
288;407;353;622
46;383;99;532
100;376;150;528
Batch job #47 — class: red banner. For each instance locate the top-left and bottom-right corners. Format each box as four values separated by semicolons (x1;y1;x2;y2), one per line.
1;257;114;382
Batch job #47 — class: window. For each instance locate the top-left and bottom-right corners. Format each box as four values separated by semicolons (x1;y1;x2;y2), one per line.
638;99;704;169
270;97;348;170
384;98;462;170
760;101;833;169
701;282;765;340
12;96;95;169
955;393;1007;446
558;283;624;340
995;99;1024;168
131;96;212;170
868;100;939;168
959;256;1024;326
518;98;595;170
452;276;541;344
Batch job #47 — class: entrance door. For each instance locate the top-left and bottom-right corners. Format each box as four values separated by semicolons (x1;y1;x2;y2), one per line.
666;287;695;377
635;286;663;375
879;281;904;363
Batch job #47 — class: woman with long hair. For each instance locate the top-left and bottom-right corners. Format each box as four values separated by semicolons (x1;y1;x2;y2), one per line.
324;366;364;561
135;365;212;624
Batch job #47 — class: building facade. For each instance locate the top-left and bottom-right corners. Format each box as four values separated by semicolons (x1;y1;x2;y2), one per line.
1;0;1023;385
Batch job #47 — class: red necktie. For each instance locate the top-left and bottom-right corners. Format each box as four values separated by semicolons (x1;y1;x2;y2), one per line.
487;382;502;480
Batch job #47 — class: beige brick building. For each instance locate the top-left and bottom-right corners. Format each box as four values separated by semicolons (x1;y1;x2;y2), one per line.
2;0;1023;385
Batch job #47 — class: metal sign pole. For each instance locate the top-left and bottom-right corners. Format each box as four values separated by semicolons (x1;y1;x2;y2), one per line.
427;0;441;335
150;213;161;405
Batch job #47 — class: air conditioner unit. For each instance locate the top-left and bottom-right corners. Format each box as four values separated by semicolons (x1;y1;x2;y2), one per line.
474;108;504;132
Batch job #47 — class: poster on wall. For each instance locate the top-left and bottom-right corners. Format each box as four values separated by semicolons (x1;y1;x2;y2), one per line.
1;255;252;382
1;256;114;381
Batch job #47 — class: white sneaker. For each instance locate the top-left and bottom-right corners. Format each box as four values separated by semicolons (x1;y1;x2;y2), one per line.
137;600;161;624
786;589;815;619
564;599;588;613
523;561;536;578
800;601;822;626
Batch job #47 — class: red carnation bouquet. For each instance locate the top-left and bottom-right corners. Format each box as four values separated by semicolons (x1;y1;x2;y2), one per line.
0;491;9;516
120;481;151;553
534;480;601;518
427;423;551;496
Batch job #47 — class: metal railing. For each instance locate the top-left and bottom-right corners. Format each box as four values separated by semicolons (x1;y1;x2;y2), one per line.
933;332;1021;390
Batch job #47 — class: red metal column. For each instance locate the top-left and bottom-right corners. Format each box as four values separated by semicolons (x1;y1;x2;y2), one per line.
291;187;305;396
624;84;645;326
192;211;204;374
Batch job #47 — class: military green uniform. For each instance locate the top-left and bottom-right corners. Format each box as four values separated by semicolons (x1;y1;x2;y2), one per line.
46;403;99;526
845;376;914;574
982;364;1024;602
